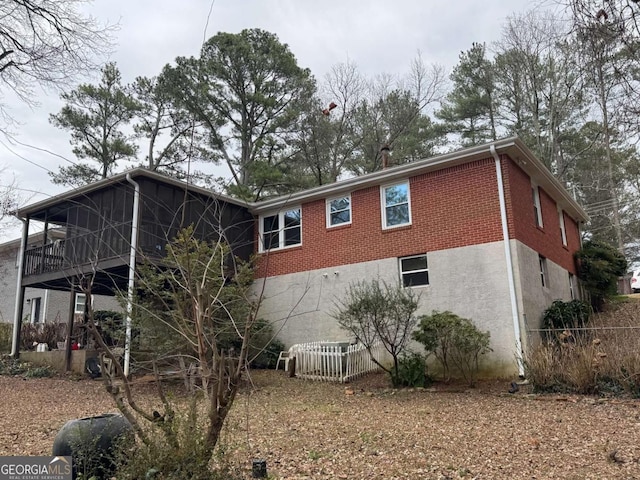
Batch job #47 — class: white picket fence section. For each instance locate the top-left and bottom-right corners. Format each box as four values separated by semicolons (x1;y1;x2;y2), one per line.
291;341;389;383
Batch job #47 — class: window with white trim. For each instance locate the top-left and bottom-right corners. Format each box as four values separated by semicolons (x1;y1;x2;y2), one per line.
30;297;42;324
399;254;429;287
558;208;567;246
75;293;86;314
382;181;411;229
326;195;351;227
259;207;302;252
532;185;543;227
539;255;548;288
568;273;575;300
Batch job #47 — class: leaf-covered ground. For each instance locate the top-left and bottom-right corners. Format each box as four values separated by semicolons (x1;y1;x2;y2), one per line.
1;370;639;479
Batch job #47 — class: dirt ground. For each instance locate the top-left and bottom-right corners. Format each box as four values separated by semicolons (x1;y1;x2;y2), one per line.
1;370;639;479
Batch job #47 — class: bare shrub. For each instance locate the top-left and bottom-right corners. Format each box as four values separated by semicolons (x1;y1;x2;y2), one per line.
526;301;640;396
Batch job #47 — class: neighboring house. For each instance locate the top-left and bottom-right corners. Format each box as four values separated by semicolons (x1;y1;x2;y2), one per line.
252;137;587;377
9;137;587;377
0;231;120;326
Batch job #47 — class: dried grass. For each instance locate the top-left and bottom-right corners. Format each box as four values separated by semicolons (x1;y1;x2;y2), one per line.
525;299;640;395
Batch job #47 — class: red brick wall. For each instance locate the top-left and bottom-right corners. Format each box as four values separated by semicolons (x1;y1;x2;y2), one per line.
503;159;579;273
257;158;505;278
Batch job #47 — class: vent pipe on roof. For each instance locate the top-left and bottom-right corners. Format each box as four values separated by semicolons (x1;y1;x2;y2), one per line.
380;144;391;169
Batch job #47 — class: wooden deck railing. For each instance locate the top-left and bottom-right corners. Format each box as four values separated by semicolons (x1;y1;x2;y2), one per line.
23;240;66;276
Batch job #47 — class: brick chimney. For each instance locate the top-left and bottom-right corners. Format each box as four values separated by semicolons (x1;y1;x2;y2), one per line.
380;143;390;169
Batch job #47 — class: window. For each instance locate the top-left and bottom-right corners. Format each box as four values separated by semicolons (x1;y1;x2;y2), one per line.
29;297;41;324
539;255;548;288
259;207;302;252
532;185;543;227
568;273;575;300
382;181;411;229
399;255;429;287
558;208;567;246
327;195;351;227
75;293;86;314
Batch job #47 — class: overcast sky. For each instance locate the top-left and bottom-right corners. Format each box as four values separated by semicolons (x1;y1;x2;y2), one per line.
0;0;552;240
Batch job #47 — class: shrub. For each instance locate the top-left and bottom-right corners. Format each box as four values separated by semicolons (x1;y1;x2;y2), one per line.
228;318;285;369
0;357;53;377
414;311;491;386
391;352;430;388
19;321;66;350
575;240;627;311
542;299;592;331
525;301;640;396
333;279;419;386
114;403;242;480
0;323;12;353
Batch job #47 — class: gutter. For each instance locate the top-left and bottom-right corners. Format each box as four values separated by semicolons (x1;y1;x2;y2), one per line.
11;216;28;357
124;173;141;377
491;145;525;377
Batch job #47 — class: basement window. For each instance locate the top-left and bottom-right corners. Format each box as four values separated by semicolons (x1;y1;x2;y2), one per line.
399;254;429;287
539;255;548;288
259;207;302;252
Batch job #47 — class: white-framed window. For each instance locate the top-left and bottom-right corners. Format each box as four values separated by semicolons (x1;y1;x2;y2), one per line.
532;185;543;228
569;272;575;300
539;255;548;288
399;254;429;287
75;293;89;314
558;208;567;246
259;207;302;252
29;297;42;324
381;181;411;229
326;195;352;228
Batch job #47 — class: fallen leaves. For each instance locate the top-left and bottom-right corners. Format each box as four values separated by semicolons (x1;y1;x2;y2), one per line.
1;371;640;479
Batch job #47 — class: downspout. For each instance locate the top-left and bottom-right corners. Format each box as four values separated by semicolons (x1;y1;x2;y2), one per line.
124;174;141;377
11;216;28;357
491;145;525;377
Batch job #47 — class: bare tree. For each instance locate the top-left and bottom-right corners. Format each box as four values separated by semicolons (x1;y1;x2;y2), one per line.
0;0;113;127
333;279;419;386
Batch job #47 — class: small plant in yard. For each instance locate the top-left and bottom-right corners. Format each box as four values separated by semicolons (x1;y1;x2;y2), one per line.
413;311;491;386
333;279;419;387
0;323;12;353
0;356;54;377
392;352;430;387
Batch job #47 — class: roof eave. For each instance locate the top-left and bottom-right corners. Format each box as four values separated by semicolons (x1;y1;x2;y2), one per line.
17;168;250;219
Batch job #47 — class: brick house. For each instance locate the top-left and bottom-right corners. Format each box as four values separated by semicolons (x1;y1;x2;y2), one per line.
252;137;587;377
9;137;586;377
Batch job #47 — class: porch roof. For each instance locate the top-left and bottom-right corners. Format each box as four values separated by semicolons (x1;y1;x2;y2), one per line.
17;168;250;223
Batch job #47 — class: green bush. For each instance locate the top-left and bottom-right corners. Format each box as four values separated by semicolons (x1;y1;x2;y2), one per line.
542;299;592;331
114;403;242;480
413;311;491;386
391;352;430;388
575;240;627;311
0;357;53;377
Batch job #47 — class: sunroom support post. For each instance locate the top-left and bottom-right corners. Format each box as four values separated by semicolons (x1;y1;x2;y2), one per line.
39;213;49;275
11;216;29;358
64;281;77;372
